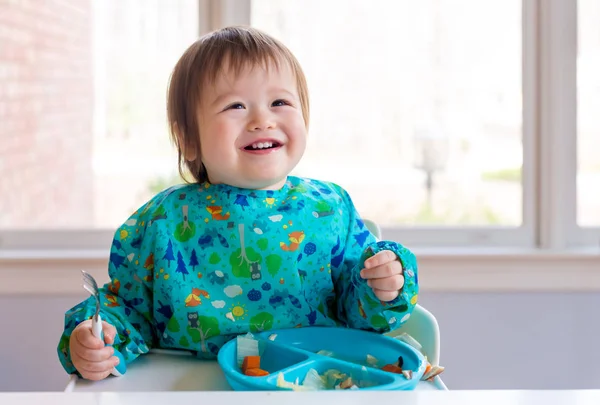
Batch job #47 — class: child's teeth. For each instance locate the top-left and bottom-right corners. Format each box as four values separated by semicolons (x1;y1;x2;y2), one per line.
248;141;276;150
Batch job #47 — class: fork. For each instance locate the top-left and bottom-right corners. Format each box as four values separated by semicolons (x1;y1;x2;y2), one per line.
82;270;127;377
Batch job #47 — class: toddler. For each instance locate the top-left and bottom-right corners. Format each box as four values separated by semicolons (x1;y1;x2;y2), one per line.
57;26;419;381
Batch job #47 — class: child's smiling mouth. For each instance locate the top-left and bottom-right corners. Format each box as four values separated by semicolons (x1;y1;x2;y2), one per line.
242;140;282;153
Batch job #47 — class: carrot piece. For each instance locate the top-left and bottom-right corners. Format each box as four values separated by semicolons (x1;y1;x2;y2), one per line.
244;368;269;377
382;364;403;374
424;363;432;375
242;356;261;373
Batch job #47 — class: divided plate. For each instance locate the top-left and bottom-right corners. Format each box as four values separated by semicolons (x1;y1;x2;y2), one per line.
217;327;426;391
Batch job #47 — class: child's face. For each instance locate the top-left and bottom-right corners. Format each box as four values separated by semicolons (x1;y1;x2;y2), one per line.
197;60;307;190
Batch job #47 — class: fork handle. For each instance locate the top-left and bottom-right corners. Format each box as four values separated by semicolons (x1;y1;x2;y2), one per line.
91;314;103;340
91;314;127;377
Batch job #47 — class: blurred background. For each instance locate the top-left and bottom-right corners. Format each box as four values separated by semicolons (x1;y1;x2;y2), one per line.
1;0;597;231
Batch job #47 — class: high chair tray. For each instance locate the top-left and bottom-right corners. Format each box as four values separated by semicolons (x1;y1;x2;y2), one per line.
65;350;447;392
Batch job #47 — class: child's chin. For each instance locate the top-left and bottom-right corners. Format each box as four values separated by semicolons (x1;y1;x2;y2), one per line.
243;175;287;190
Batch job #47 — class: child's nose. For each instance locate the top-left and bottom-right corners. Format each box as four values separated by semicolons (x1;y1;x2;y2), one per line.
247;110;276;131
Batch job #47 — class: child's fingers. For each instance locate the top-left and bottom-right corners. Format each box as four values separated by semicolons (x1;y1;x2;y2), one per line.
77;366;113;381
71;350;119;374
102;322;117;345
372;288;399;302
367;274;404;292
75;345;114;363
360;258;403;280
364;250;398;270
81;369;113;381
75;325;105;350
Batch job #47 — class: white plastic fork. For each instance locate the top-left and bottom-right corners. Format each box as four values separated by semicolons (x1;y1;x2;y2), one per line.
81;270;126;377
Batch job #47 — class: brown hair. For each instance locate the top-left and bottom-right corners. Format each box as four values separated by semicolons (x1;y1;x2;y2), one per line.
166;26;310;184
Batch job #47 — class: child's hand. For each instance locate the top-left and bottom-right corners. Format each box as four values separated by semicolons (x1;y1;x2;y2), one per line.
69;319;119;381
360;250;404;302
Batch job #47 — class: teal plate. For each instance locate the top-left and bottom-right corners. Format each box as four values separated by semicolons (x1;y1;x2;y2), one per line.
217;326;426;391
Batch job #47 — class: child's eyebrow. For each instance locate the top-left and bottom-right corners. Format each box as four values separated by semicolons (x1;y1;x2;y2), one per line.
210;93;237;107
272;88;299;100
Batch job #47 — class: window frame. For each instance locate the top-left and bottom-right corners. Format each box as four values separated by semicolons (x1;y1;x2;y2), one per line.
537;0;600;249
0;0;598;253
538;0;578;250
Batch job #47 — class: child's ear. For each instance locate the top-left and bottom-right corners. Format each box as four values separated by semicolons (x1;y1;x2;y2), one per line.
173;122;198;161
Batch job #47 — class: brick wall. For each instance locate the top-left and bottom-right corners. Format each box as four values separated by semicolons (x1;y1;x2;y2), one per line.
0;0;93;228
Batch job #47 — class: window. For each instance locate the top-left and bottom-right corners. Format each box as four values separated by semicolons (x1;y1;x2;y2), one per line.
0;0;199;230
250;0;528;246
0;0;598;251
252;0;523;229
577;0;600;228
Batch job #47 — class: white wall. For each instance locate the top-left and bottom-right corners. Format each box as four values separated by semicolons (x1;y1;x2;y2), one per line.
427;292;600;389
0;292;599;391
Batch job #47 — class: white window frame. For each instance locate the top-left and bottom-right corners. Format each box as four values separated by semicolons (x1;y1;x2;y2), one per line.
0;0;598;255
537;0;600;250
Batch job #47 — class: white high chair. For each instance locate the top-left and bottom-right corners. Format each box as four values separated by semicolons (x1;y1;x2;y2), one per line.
65;219;447;392
362;219;446;388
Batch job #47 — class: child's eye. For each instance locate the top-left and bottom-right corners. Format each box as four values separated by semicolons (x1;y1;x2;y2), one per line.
272;99;290;107
225;103;245;110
